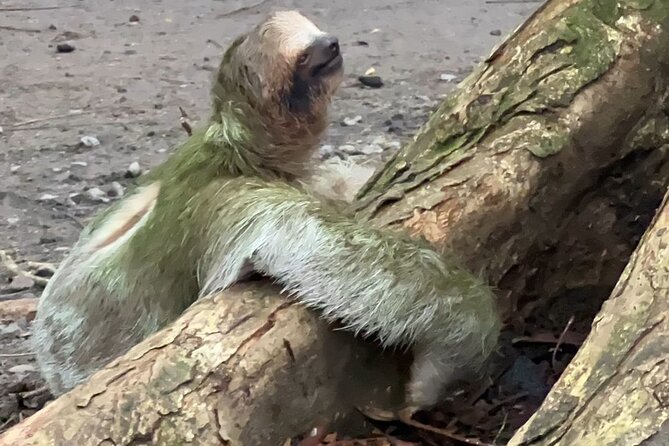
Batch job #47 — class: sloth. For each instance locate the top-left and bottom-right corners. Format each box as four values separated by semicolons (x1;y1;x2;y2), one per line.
32;10;500;409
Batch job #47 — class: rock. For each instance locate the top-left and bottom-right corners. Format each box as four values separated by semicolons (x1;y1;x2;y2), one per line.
129;14;140;23
358;75;384;88
80;135;100;147
67;192;83;206
56;43;75;53
10;165;20;173
38;193;58;202
319;144;335;158
490;29;502;36
126;161;142;178
361;144;383;155
6;275;35;293
39;236;57;245
86;187;110;203
341;115;363;126
439;73;457;82
0;323;22;340
6;217;19;225
8;364;36;374
108;181;125;198
338;144;358;154
71;161;88;167
386;141;402;151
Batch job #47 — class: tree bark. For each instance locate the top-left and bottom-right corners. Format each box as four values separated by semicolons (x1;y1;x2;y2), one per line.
508;190;669;446
3;0;669;444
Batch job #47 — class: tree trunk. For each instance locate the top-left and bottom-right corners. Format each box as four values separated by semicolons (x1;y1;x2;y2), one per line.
3;0;669;444
508;190;669;446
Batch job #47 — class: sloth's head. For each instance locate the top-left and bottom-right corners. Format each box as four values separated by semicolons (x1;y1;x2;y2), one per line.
214;10;343;122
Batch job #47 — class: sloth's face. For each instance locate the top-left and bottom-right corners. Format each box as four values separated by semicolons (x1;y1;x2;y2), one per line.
226;11;344;115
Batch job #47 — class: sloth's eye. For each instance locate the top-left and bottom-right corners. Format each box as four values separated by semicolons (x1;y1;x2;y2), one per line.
297;53;310;66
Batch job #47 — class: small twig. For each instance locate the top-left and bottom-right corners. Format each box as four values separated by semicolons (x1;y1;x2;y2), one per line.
7;119;152;132
552;315;575;371
0;250;49;287
0;352;34;358
178;106;193;136
1;106;133;129
0;414;16;432
399;415;493;446
0;25;42;32
0;6;76;12
492;411;508;445
488;391;528;411
59;211;85;229
215;0;269;18
20;386;50;399
2;109;97;128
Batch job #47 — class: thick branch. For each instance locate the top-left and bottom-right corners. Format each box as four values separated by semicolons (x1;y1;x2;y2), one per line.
0;284;403;445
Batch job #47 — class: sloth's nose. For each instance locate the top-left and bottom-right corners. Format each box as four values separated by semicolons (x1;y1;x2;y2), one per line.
308;35;340;68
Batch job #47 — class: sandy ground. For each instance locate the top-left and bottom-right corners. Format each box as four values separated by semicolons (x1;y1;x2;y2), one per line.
0;0;538;436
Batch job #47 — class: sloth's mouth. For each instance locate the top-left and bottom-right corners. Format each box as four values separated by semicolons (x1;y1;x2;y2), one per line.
313;54;343;77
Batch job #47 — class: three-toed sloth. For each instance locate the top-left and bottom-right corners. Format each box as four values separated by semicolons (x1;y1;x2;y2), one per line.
33;10;500;409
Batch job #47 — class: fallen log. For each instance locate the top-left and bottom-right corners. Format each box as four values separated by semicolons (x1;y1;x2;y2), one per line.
3;0;669;444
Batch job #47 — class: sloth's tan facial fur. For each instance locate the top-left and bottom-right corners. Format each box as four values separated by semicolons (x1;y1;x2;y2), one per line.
210;11;344;178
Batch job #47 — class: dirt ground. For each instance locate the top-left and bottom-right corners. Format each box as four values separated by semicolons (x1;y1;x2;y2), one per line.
0;0;538;439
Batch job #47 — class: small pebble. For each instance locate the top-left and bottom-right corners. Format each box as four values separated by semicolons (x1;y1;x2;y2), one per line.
361;144;383;155
0;126;3;135
129;14;140;23
108;181;125;198
358;75;384;88
439;73;457;82
67;192;82;206
10;164;20;173
126;161;142;178
387;141;402;151
319;144;335;157
490;29;502;36
80;135;100;147
33;266;55;277
56;43;75;53
342;116;363;126
86;187;109;203
338;144;358;154
71;161;88;167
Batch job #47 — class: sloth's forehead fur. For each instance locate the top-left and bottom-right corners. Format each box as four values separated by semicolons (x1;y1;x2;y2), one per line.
259;11;326;59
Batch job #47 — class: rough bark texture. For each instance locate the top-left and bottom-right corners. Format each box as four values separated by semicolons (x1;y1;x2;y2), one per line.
356;0;669;293
508;191;669;446
3;0;669;444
